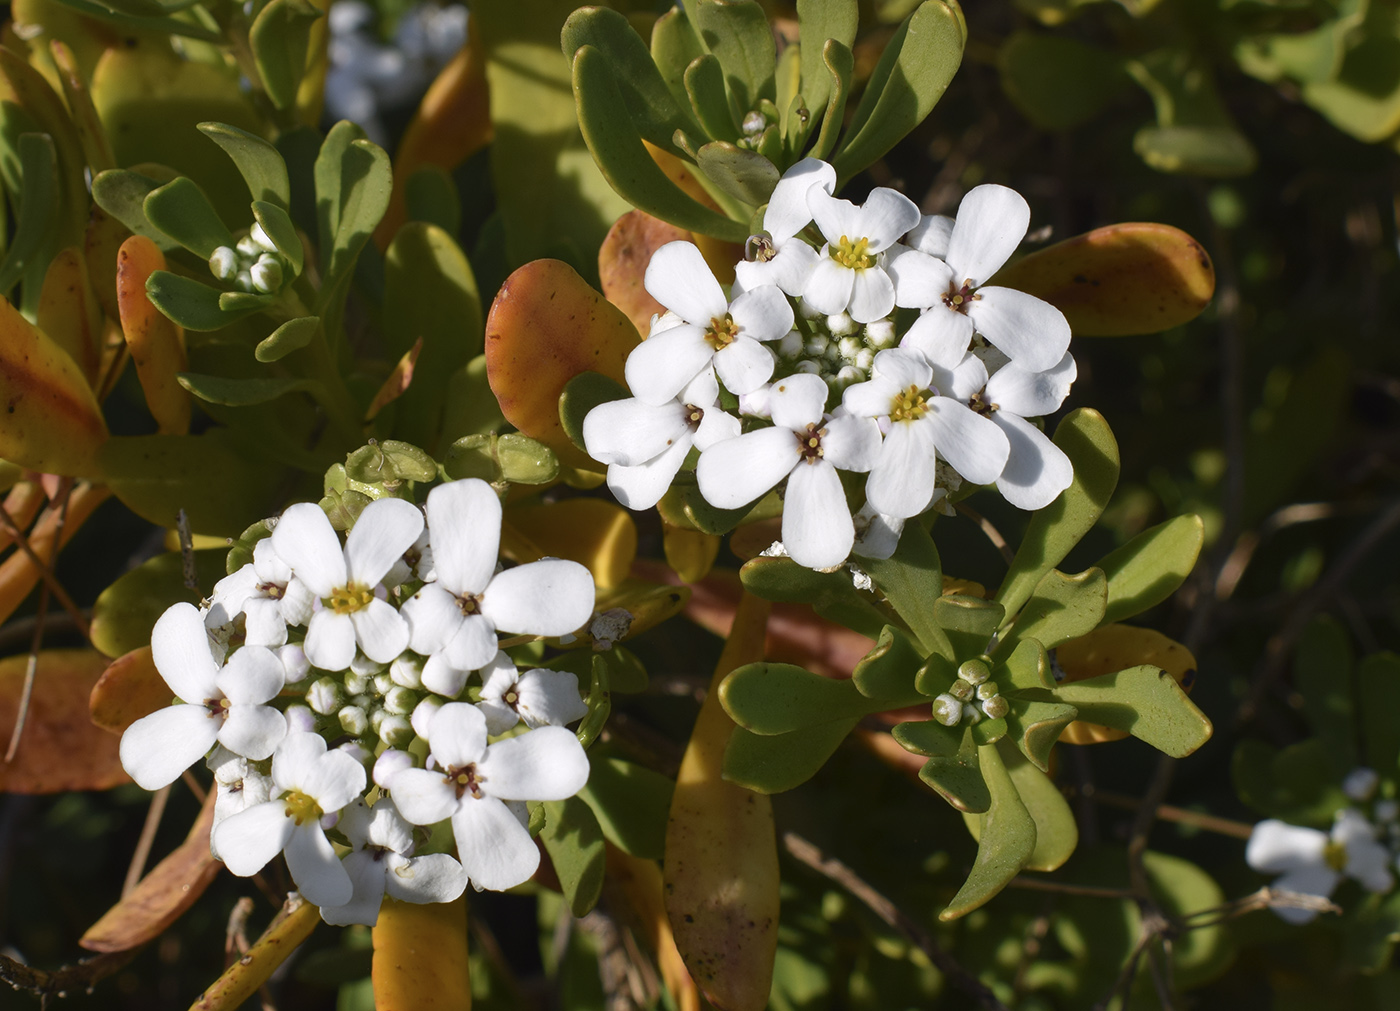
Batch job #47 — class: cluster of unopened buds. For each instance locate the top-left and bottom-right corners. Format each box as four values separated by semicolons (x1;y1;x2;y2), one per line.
584;158;1078;571
119;478;597;925
208;223;290;294
931;657;1009;726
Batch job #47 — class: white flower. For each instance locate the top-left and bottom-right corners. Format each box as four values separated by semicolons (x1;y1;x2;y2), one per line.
734;158;835;296
802;187;921;323
583;370;740;510
400;480;595;691
842;349;1009;520
696;373;881;569
851;502;905;561
271;498;425;671
974;353;1077;510
120;603;288;790
478;665;589;736
207;745;274;861
624;241;793;404
888;185;1071;372
1246;809;1394;924
383;528;434;589
206;539;316;648
319;798;468;926
1344;767;1381;803
389;703;589;891
212;732;367;907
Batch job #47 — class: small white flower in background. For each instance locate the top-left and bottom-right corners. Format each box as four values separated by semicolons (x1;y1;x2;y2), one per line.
271;497;425;671
319;798;468;926
390;703;590;891
213;732;367;907
889;184;1071;373
697;372;881;569
207;745;274;861
734;157;835;296
583;370;740;510
401;480;595;692
1344;767;1381;802
478;664;588;736
120;602;287;790
625;241;793;403
1246;809;1394;924
803;186;921;323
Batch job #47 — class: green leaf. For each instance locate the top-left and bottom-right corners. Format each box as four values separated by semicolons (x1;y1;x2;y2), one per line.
0;134;56;296
1004;695;1078;771
560;6;700;150
963;739;1076;872
931;595;1003;662
723;719;857;794
540;796;606;917
739;555;890;639
685;53;741;141
831;1;965;182
995;408;1120;619
1293;615;1355;764
912;651;958;696
145;271;262;331
1232;737;1346;826
177;373;319;407
403;165;461;237
999;567;1107;657
720;662;911;734
442;433;560;486
256;316;320;363
594;646;648;694
939;740;1035;920
576;754;673;860
315;125;392;304
249;0;322;111
811;39;854;162
1142;850;1233;988
1126;49;1256;177
695;141;778;205
998;31;1127;131
559;371;629;457
38;0;221;39
1097;514;1204;625
999;638;1054;692
143;176;234;259
860;522;954;657
91;168;178;249
797;0;857;125
219;291;275;313
919;728;990;814
574;46;747;241
1052;664;1212;758
852;625;927;701
441;355;507;443
199;122;291;210
892;718;961;757
89;550;230;658
694;0;776;117
345;440;438;485
651;7;706;112
251;201;304;276
1360;652;1400;774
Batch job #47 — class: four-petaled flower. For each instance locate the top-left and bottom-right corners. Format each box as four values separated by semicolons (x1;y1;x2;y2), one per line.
1246;809;1394;924
803;187;921;323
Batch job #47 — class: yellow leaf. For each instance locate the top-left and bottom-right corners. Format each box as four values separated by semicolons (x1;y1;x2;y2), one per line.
604;845;699;1011
117;236;190;435
372;897;470;1011
37;246;103;388
1057;623;1197;745
0;482;108;627
505;498;637;589
663;524;719;584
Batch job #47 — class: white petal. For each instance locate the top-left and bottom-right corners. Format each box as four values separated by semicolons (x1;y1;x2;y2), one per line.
947;184;1030;285
286;823;353;906
214;801;295;876
272;731;328;793
992;413;1073;511
908;214;955;257
207;566;259;626
345;498;424;587
479;725;590;801
442;613;500;673
808;189;862;245
303;749;368;813
800;256;854;316
403;583;465;655
218;646;286;705
280;579;316;627
696;428;796;509
968;287;1071;374
853;188;921;250
782;462;855;569
870;348;932;391
252;537;293;584
482;560;595;637
926;398;1010;486
426;479;501;595
319;850;388;926
384;852;469;905
1246;820;1328;874
984;353;1077;418
583;398;689;467
242;597;289;648
624;324;716;407
768;372;829;431
120;705;220;790
852;504;903;560
421;652;471;698
428;702;488;769
272;503;346;597
389;767;460;825
841;373;902;420
847;267;895;324
516;669;589;728
606;443;689;511
350;598;410;663
742;240;819;296
712;336;776;396
1270;864;1340;924
692;405;741;451
478;699;520;737
644;241;726;325
730;285;794;342
218;705;287;761
866;421;938;519
888;247;954;310
452;795;539;891
936;353;990;403
764;157;835;241
820;414;881;472
151;602;220;702
901;308;975;371
304;610;357;672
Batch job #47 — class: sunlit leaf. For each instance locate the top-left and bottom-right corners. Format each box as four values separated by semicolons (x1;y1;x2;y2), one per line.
89;647;170;732
939;739;1035;920
505;498;636;589
1096;514;1204;624
1053;663;1211;757
118;236;190;434
249;0;321;111
142;176;233;259
89;550;228;659
36;246;102;388
541;795;606;916
999;567;1106;656
578;754;673;860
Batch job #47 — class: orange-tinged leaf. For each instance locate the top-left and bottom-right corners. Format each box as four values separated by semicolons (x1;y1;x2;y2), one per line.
663;524;719;583
85;203;128;325
0;648;129;793
993;223;1215;337
485;259;639;471
1057;623;1198;745
372;896;470;1011
117;235;190;435
504;498;637;589
0;481;109;627
375;29;491;249
0;296;109;476
80;789;220;952
604;845;699;1011
665;590;778;1011
190;895;319;1011
365;337;423;422
37;246;103;388
599;210;686;335
90;646;170;735
0;480;45;552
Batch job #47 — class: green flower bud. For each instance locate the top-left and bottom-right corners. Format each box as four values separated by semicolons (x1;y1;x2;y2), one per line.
958;659;991;685
379;714;414;748
338;704;369;736
306;676;343;715
385;685;418;715
373;672;395;697
976;681;999;701
390;654;425;690
932;694;962;726
343;670;372;696
981;696;1010;720
368;707;388;734
826;312;858;337
948;678;974;702
250;254;283;294
209;246;238;281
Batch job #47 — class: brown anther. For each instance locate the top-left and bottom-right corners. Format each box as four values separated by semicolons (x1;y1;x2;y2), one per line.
455;593;482;617
684;404;705;428
795;423;827;464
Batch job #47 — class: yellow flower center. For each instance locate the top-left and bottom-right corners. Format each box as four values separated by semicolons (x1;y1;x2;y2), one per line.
326;582;373;614
706;315;740;350
282;789;323;825
1324;839;1348;872
830;235;873;270
889;385;929;423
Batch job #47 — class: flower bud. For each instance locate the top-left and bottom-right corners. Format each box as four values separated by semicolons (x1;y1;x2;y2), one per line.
981;696;1010;720
826;312;857;337
338;704;369;736
306;676;343;715
777;330;804;359
350;652;387;677
385;685;418;715
838;336;864;361
250;254;283;294
864;318;896;348
343;670;372;696
373;672;395;697
379;714;414;748
411;695;443;738
792;359;821;375
373;748;414;789
947;678;974;702
234;269;254;292
277;643;310;684
799;299;824;320
1344;767;1381;802
958;659;991;685
961;703;983;724
368;706;388;734
804;334;829;357
855;348;875;371
390;653;425;690
284;704;316;734
336;740;373;767
932;694;962;726
209;246;238;281
249;221;279;253
236;235;263;257
832;365;864;390
741;110;766;136
976;681;999;701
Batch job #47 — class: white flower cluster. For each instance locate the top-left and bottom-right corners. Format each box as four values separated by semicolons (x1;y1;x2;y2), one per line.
119;478;596;924
1247;766;1399;924
584;158;1077;571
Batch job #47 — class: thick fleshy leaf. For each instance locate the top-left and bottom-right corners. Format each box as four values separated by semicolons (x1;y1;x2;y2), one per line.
36;247;102;389
371;896;471;1006
1096;514;1204;625
960;738;1076;873
540;794;606;915
90;647;172;735
1055;624;1197;746
939;740;1036;920
89;551;229;661
1000;567;1107;655
1054;664;1211;757
505;498;637;590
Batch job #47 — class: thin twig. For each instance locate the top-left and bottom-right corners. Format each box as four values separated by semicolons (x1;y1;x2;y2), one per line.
782;832;1010;1011
121;785;170;898
0;495;90;641
953;502;1015;565
225;897;255;967
0;947;141;1000
1005;878;1135;900
177;509;198;591
1087;789;1255;840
